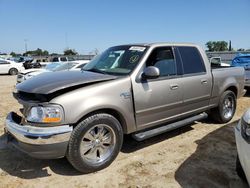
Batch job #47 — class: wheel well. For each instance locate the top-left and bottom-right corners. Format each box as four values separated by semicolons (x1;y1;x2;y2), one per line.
226;86;237;97
74;109;128;134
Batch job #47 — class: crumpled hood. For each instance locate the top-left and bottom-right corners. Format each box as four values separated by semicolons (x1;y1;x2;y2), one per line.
16;70;117;94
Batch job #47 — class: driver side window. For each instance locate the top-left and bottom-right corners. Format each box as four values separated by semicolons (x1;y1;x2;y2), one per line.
146;47;177;77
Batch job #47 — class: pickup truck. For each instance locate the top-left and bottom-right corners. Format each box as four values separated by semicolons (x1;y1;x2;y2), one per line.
5;43;246;173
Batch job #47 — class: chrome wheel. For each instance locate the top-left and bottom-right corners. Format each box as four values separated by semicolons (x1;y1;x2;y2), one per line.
80;124;116;164
222;96;235;119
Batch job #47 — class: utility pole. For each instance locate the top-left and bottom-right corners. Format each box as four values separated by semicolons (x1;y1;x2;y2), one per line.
65;33;69;50
24;39;28;53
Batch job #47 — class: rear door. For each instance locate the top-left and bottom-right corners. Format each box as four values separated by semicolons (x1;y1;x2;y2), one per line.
0;60;11;74
133;46;184;129
176;46;212;114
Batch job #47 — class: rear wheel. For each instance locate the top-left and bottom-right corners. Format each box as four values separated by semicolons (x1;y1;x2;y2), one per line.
210;90;236;123
67;113;123;173
9;68;18;75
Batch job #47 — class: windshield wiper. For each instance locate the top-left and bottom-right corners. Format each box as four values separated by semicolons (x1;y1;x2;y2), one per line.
84;68;107;75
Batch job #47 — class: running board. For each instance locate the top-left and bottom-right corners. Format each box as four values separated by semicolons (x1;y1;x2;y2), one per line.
132;112;208;141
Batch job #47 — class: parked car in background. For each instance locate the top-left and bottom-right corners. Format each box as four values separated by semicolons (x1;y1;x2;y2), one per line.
232;54;250;69
5;43;245;173
17;61;88;83
40;56;90;67
23;58;48;69
232;54;250;88
209;57;230;67
0;58;25;75
235;109;250;185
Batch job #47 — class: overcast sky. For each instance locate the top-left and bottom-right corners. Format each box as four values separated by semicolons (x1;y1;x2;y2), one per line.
0;0;249;54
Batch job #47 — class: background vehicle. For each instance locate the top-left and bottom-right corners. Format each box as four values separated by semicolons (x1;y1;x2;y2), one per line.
6;43;245;173
235;109;250;185
17;61;88;83
39;56;89;67
232;54;250;87
23;58;48;69
209;57;230;67
232;54;250;69
0;58;25;75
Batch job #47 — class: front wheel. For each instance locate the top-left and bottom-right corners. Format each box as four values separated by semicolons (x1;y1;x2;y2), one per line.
67;113;123;173
9;68;18;75
210;90;236;123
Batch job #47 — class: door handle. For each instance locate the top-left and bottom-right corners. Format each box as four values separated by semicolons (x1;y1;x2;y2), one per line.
201;79;208;84
170;84;179;90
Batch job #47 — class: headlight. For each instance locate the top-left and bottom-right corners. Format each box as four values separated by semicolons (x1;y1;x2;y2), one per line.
27;105;63;123
241;109;250;142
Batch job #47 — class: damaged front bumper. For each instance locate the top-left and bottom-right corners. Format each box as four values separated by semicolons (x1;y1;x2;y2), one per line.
4;112;73;159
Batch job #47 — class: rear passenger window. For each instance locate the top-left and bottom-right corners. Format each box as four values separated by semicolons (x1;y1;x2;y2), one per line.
146;47;177;77
178;47;206;74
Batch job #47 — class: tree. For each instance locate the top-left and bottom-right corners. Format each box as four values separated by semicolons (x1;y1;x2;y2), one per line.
10;52;17;57
205;41;228;52
23;48;49;56
64;49;78;55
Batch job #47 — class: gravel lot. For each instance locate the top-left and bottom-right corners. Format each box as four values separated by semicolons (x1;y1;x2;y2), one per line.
0;75;249;188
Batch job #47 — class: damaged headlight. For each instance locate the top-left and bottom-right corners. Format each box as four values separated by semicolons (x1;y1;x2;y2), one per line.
27;105;63;123
241;109;250;142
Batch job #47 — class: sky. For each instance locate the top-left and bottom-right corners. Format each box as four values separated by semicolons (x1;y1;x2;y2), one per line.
0;0;250;54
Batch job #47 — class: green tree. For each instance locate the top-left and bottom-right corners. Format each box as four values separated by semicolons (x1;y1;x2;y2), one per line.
205;41;228;52
23;48;50;56
64;49;78;55
10;52;17;57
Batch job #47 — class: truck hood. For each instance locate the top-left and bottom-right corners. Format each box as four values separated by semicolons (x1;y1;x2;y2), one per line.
16;70;117;95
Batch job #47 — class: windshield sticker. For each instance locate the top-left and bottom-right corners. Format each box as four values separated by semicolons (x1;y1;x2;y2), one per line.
129;46;146;52
129;55;139;63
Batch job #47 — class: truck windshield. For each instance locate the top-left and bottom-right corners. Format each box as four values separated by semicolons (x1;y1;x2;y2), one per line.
83;45;147;75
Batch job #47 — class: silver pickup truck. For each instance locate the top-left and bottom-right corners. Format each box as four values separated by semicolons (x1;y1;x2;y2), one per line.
5;43;245;173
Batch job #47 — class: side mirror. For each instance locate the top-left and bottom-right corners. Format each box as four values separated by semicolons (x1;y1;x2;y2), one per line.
142;66;160;79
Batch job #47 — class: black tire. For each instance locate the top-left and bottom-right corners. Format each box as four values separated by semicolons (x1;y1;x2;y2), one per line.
210;90;236;123
67;113;123;173
236;155;247;181
9;68;18;75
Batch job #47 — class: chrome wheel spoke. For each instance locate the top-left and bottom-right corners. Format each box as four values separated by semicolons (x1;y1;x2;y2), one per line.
85;147;98;159
97;126;105;137
81;141;94;155
102;132;112;145
84;131;95;141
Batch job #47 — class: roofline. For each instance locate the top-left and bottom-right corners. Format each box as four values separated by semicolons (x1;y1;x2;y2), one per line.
113;42;199;48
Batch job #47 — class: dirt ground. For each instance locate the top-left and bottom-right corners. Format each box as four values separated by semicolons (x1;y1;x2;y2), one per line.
0;75;249;188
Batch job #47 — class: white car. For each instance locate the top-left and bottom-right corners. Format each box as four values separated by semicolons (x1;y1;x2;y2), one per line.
17;61;89;83
235;109;250;185
0;58;25;75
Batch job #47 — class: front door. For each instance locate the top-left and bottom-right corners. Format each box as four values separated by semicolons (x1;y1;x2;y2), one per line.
132;47;184;130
